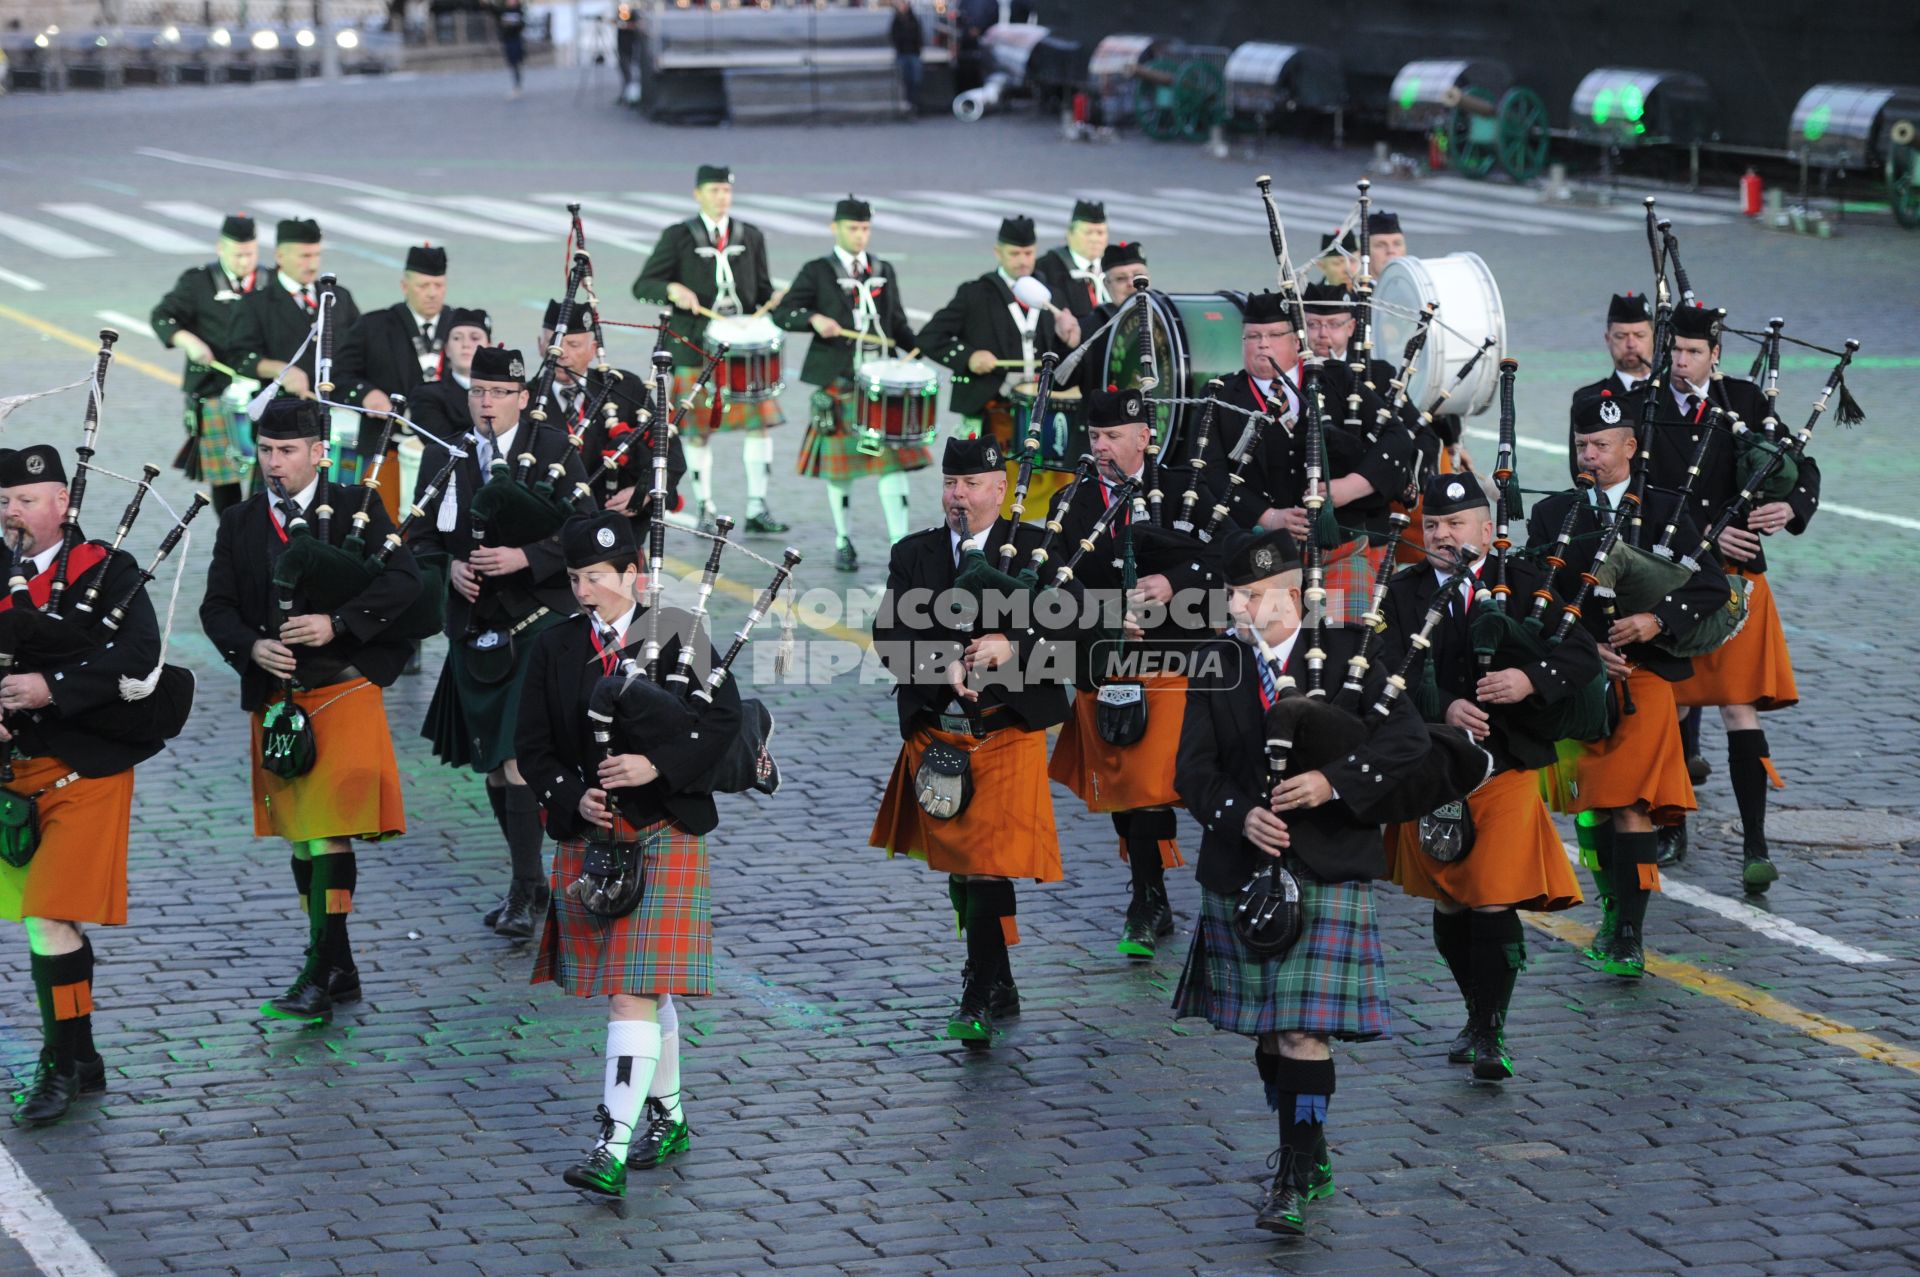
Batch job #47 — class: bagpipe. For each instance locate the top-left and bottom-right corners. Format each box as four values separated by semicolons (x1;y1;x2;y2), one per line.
567;534;800;918
0;331;204;781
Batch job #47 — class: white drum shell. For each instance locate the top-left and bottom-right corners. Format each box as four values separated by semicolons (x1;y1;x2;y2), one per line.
1371;252;1506;418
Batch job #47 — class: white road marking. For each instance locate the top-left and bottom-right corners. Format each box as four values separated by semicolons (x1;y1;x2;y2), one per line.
246;199;423;248
764;193;970;240
40;203;201;253
0;1140;117;1277
1353;184;1636;233
433;197;654;253
141;200;230;231
985;187;1211;235
1422;174;1732;225
0;211;110;260
0;267;47;292
1147;184;1501;237
621;192;825;238
858;195;999;235
536;195;679;234
1561;842;1893;965
134;147;408;200
1463;425;1919;533
342;196;548;244
95;310;159;340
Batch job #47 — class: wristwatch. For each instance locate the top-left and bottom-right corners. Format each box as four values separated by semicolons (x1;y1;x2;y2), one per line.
329;612;348;639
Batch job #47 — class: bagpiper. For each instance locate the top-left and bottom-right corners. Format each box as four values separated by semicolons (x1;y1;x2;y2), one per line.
231;218;362;410
631;164;787;534
199;398;422;1024
406;308;494;445
530;299;685;517
150;211;264;515
772;194;923;574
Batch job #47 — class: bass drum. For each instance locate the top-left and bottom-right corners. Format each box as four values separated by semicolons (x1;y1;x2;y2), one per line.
1098;291;1246;465
1371;253;1507;418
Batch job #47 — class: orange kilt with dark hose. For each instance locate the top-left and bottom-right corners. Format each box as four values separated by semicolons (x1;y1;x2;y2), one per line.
870;722;1063;882
1387;767;1582;911
1675;569;1798;712
0;756;133;926
251;680;407;843
1048;674;1187;813
1544;667;1695;827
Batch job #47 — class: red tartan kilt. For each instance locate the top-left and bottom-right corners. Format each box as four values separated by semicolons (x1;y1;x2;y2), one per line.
532;822;713;998
1674;570;1798;711
795;384;933;481
1386;768;1582;911
1321;536;1376;627
671;367;785;438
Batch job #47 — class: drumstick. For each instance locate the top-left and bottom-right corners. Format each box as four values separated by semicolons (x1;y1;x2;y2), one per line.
992;358;1037;370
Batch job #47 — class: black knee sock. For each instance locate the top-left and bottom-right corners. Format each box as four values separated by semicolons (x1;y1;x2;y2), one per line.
1274;1056;1337;1156
502;783;546;885
964;878;1017;984
1255;1042;1281;1112
1431;907;1472;1011
1468;910;1526;1025
29;945;95;1068
291;854;313;913
1119;810;1173;896
310;853;357;973
1612;831;1658;933
484;782;510;839
1679;706;1703;758
1726;729;1773;858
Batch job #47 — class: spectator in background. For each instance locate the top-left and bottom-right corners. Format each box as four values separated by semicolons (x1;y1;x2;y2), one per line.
495;0;527;99
890;2;923;118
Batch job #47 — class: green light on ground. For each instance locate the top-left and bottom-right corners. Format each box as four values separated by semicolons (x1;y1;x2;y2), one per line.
1803;103;1832;142
1398;77;1419;111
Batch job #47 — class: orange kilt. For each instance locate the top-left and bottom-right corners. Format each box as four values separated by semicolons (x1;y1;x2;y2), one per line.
1675;570;1798;712
251;680;406;843
0;755;133;926
1387;768;1582;911
870;722;1063;882
1548;667;1695;827
1048;674;1187;813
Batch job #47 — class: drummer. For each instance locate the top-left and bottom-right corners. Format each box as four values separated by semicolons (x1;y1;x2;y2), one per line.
1033;199;1111;323
1312;229;1356;289
772;194;922;574
1064;240;1149;397
1367;211;1407;272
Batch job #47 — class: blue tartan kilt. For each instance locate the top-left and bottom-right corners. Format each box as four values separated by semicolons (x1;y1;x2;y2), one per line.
1172;874;1392;1041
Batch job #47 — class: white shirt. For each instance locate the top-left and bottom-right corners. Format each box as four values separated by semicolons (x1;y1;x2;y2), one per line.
997;267;1026;300
476;423;519;469
278;271;313;301
450;369;472;391
1615;369;1647;391
951;522;993;566
273;475;320;519
1251;371;1300;418
27;543;58;576
1591;476;1631;514
1245;625;1301;677
1431;561;1484;610
407;306;438;340
700;214;731;245
600;604;638;644
834;247;870;278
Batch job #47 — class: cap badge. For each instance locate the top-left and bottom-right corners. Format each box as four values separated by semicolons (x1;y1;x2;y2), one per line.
595;527;617;548
1599;400;1622;425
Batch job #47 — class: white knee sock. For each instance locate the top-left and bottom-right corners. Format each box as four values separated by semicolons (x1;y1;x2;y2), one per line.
602;1019;662;1164
742;432;774;516
681;437;713;512
650;994;684;1124
825;479;854;543
876;471;913;543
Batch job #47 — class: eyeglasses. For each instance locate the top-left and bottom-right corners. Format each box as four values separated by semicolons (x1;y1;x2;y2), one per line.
468;386;521;400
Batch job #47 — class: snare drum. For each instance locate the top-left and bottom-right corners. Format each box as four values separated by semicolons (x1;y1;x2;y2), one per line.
854;358;940;452
1371;253;1507;418
1010;382;1088;472
705;314;785;403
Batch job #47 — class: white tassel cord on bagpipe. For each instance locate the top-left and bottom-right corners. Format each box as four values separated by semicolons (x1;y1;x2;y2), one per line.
82;463;194;703
0;376;93;428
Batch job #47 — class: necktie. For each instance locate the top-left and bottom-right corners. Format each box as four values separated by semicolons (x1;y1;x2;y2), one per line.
422;319;435;346
714;222;728;253
1252;642;1279;705
299;287;315;314
1684;393;1701;420
476;436;493;472
277;498;301;526
855;256;868;279
1596;488;1616;527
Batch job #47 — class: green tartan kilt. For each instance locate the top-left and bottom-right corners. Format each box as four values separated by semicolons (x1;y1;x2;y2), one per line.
183;393;255;487
795;383;934;482
1172;876;1392;1041
533;822;713;998
421;610;565;772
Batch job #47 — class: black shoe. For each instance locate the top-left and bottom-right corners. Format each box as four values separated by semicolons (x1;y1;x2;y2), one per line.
482;891;510;929
76;1054;107;1096
1148;885;1175;938
1446;1023;1475;1065
562;1104;629;1198
494;879;544;939
1656;822;1689;867
262;968;334;1024
1582;904;1618;969
1305;1131;1335;1202
1255;1147;1310;1234
627;1096;691;1170
1686;752;1711;785
402;644;422;676
1117;898;1158;960
947;963;995;1044
329;966;363;1003
1470;1014;1514;1081
834;538;859;573
989;976;1020;1020
1602;922;1646;979
11;1056;82;1127
744;510;789;535
1743;853;1780;893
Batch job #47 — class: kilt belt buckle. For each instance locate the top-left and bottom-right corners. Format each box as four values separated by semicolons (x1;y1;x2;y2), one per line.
937;710;977;737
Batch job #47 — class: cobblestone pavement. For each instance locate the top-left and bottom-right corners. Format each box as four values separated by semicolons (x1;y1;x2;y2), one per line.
1;66;1918;1276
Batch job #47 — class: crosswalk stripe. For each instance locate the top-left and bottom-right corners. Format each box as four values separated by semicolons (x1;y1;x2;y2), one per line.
1149;183;1494;238
621;192;825;238
904;188;1129;232
248;199;424;247
1350;184;1632;233
1421;175;1731;226
96;308;159;340
42;202;202;252
991;187;1213;235
0;267;46;292
530;194;680;234
343;196;548;244
143;199;231;231
861;195;1002;235
433;197;653;253
0;210;110;259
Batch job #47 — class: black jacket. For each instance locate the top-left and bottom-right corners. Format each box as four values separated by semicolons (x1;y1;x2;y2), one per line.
889;8;923;55
408;419;592;640
532;367;686;513
1374;557;1602;773
333;302;451;411
515;611;742;840
873;519;1078;737
632;217;775;369
5;543;166;777
1176;628;1430;892
1032;247;1106;322
917;271;1071;416
232;277;363;389
408;374;476;445
1525;483;1731;683
199;479;424;712
150;262;266;399
772;253;918;387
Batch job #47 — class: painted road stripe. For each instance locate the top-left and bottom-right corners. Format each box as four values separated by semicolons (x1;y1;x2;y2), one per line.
0;211;110;260
41;203;201;253
1463;425;1920;533
95;310;160;341
621;192;824;238
135;146;408;200
0;268;46;292
1351;184;1637;233
0;303;180;386
860;195;1002;234
343;196;548;244
246;200;423;248
141;200;231;230
540;195;679;234
766;193;969;240
1422;174;1732;225
0;1141;116;1277
1146;184;1498;237
435;197;654;253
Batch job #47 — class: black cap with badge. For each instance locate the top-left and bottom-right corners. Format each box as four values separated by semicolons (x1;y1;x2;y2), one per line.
834;194;872;222
1070;199;1107;225
696;164;732;187
1670;302;1725;345
1301;281;1351;315
997;215;1037;247
0;445;68;488
405;244;448;276
562;511;640;570
1085;387;1147;430
1421;471;1489;516
1241;290;1294;328
1607;292;1652;325
220;212;257;242
445;308;492;336
1369;211;1403;236
276;218;322;245
541;298;596;336
471;346;527;385
1101;241;1145;271
255;397;328;441
943;436;1003;475
1573;387;1631;434
1221;528;1302;587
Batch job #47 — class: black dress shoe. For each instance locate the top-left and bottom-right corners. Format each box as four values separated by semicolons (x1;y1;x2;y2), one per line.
482;890;510;929
989;977;1020;1020
1117;901;1158;959
1470;1014;1514;1081
1148;886;1175;938
263;969;334;1024
947;964;995;1044
1686;752;1712;785
627;1097;691;1170
402;643;423;676
744;510;789;535
494;879;544;939
1602;923;1646;979
11;1056;84;1126
1305;1131;1335;1202
834;539;859;573
1743;853;1780;893
329;966;363;1003
1446;1023;1475;1065
562;1105;629;1198
75;1054;107;1096
1656;822;1689;867
1255;1147;1310;1234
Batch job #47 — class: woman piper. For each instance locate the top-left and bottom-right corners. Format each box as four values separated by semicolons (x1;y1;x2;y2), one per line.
514;510;740;1198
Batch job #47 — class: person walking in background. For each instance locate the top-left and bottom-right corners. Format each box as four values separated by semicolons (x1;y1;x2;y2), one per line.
496;0;527;99
890;2;924;118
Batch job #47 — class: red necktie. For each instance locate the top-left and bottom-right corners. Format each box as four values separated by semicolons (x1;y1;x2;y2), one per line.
300;287;316;314
714;223;728;253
